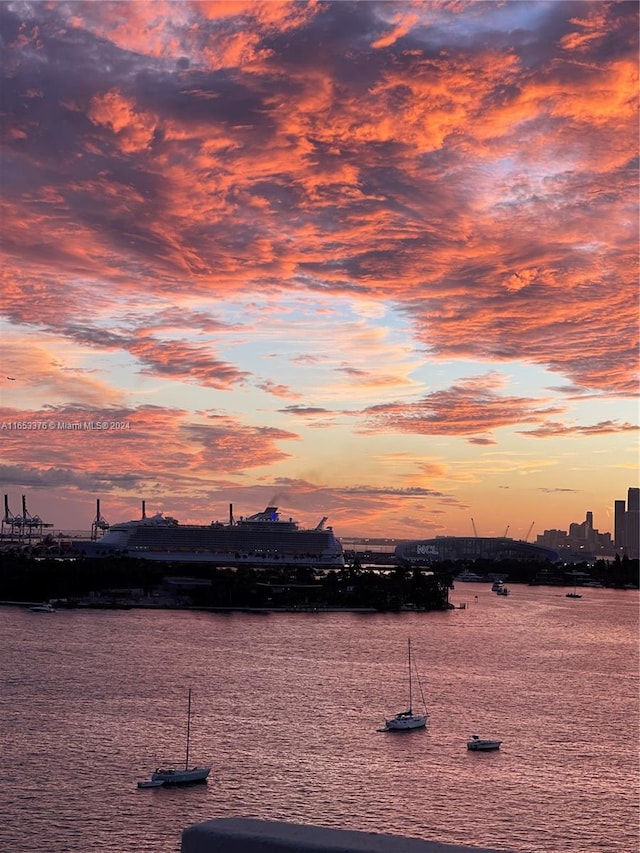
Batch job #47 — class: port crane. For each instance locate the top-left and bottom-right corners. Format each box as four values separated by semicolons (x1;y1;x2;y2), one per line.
1;494;52;543
91;499;110;541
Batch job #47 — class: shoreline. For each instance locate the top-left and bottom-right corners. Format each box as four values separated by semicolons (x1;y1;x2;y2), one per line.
0;599;380;613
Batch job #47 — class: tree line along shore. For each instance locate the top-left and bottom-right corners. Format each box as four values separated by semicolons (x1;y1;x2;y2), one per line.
0;550;637;612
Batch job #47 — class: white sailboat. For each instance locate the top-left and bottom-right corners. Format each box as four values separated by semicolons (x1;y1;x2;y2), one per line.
138;689;211;788
382;638;428;731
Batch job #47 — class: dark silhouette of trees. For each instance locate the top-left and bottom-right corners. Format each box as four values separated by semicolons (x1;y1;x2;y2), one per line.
1;551;636;610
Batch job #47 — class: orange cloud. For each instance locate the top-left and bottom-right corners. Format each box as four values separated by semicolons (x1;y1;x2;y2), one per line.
0;404;297;489
360;373;565;437
0;338;124;407
371;12;419;49
520;420;640;439
128;335;249;388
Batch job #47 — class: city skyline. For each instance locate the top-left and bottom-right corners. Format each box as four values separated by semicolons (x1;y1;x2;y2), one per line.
1;1;638;538
1;487;636;550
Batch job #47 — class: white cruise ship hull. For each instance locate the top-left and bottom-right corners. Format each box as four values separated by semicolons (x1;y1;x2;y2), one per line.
74;504;344;568
80;548;344;567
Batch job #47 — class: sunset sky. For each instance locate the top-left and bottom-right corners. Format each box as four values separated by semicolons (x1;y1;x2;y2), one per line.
1;0;638;541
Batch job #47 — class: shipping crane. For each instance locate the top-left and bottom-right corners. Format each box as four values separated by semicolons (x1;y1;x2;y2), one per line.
91;498;110;541
20;494;53;542
2;495;52;543
2;494;19;539
524;521;535;542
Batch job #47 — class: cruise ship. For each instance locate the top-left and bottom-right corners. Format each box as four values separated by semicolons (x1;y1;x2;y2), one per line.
73;504;345;568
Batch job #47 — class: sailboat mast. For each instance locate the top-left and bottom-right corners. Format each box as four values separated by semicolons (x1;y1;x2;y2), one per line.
408;638;413;712
185;688;192;770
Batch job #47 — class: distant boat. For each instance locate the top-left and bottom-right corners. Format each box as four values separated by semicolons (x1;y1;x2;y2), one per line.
381;638;428;731
454;570;485;583
467;735;502;751
496;586;510;596
137;689;210;788
566;579;582;599
28;602;55;613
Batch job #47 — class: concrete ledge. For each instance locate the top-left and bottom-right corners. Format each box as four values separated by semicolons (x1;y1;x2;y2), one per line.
181;818;517;853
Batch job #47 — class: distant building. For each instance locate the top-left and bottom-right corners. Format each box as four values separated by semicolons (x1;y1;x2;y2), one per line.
614;500;626;554
395;536;558;565
625;488;640;559
611;488;639;559
538;511;613;559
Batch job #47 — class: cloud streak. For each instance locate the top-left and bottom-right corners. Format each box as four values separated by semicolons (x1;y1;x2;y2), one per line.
360;373;565;439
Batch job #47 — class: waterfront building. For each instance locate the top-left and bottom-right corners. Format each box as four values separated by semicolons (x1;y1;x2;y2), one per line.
625;487;640;559
614;500;626;554
538;511;613;559
611;488;640;559
395;536;558;565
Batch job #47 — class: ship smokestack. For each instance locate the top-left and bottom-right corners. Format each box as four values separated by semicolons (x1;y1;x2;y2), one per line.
229;503;234;525
96;498;100;517
4;494;8;519
142;500;146;519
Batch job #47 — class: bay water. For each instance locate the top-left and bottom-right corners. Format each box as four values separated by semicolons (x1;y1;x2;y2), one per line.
1;585;637;853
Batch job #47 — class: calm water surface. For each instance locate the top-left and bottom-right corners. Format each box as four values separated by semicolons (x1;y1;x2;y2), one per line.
1;585;638;853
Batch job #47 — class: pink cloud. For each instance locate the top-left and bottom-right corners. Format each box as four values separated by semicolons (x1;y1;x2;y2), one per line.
361;373;565;437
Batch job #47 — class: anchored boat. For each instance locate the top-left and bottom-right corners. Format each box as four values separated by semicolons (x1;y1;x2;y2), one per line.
138;689;210;788
467;735;502;751
381;638;428;731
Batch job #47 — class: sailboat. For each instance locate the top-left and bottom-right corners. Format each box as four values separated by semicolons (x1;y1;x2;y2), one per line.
566;577;582;599
138;689;211;787
382;638;428;731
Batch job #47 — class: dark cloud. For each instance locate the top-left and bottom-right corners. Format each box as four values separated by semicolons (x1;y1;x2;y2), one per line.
279;405;331;416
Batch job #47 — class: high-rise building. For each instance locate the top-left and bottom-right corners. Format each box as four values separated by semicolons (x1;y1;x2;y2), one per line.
585;511;593;548
625;487;640;559
614;500;626;553
542;511;612;557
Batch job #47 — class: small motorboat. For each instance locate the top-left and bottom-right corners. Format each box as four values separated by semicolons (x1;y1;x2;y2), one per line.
467;735;502;751
137;779;164;789
28;602;56;612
